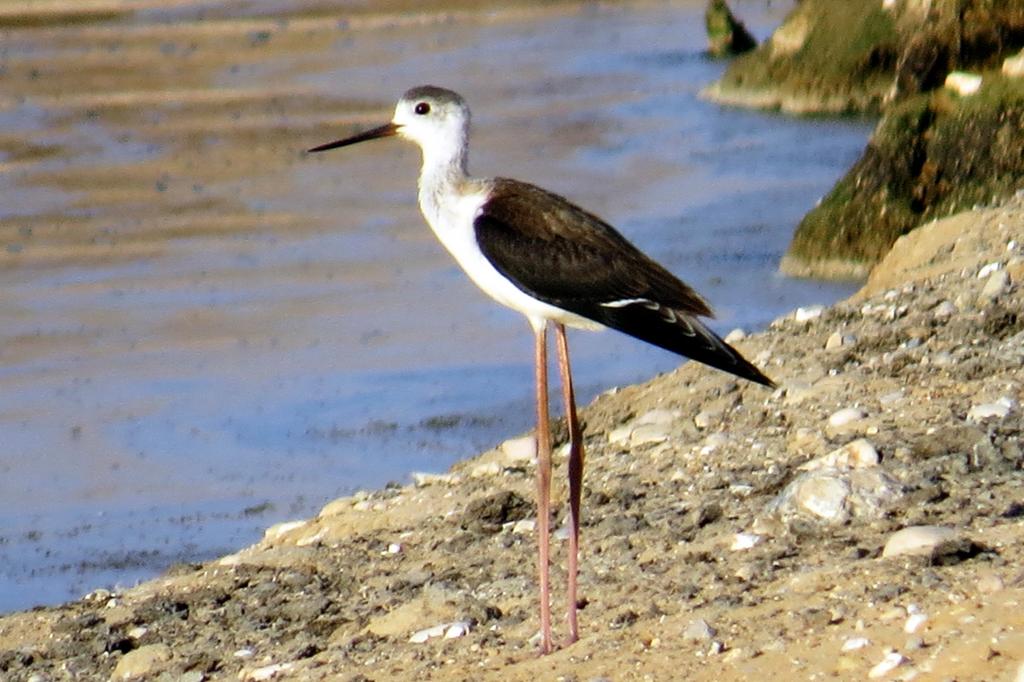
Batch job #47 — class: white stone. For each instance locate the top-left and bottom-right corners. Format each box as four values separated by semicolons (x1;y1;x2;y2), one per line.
879;389;904;405
684;618;717;641
794;305;825;322
701;432;731;454
1004;50;1024;77
498;434;536;463
905;612;928;634
693;409;720;430
978;261;1002;278
731;532;762;551
296;529;325;547
233;648;255;659
245;663;295;681
724;328;746;343
967;397;1016;422
945;70;982;95
825;332;855;350
801;439;879;471
511;519;536;535
842;636;871;652
409;623;447;643
979;269;1010;302
635;409;679;426
631;424;671;446
932;300;957;319
387;543;402;554
412;471;454;487
608;424;633;446
828;407;867;428
470;461;502;478
882;525;960;558
263;519;307;541
796;476;850;521
869;651;907;678
444;620;471;638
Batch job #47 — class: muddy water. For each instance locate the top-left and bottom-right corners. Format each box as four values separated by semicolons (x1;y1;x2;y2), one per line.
0;1;869;612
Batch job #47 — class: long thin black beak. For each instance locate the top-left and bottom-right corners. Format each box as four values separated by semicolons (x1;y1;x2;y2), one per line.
307;122;401;153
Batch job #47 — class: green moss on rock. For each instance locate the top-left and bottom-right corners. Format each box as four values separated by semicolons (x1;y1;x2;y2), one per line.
705;0;757;58
705;0;1024;115
782;75;1024;278
705;0;900;114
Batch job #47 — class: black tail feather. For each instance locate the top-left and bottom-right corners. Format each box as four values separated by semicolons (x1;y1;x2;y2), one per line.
588;301;775;388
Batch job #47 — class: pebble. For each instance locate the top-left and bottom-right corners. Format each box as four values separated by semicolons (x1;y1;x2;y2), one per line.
825;332;856;351
511;519;536;535
469;461;502;478
794;305;824;322
967;396;1016;422
878;389;904;405
637;408;679;426
409;623;447;643
731;532;762;551
977;261;1002;278
767;467;899;528
868;650;907;678
498;434;536;463
978;269;1010;303
693;409;720;430
931;300;957;319
263;519;307;541
444;620;472;638
724;328;746;343
904;612;927;634
684;618;717;641
700;432;731;454
630;423;671;446
1004;49;1024;76
828;407;867;428
608;424;633;446
841;636;870;652
977;571;1005;594
110;644;172;681
244;663;295;681
882;525;960;558
412;471;455;487
800;439;879;471
794;475;849;522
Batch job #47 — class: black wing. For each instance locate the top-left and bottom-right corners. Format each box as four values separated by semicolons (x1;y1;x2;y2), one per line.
474;178;774;387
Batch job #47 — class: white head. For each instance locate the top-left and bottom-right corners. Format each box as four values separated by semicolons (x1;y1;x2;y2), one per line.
308;85;471;174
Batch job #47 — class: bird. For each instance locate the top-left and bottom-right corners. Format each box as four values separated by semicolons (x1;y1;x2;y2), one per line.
308;85;774;654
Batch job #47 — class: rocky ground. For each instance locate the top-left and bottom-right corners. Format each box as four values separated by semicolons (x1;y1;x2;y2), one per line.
2;193;1023;680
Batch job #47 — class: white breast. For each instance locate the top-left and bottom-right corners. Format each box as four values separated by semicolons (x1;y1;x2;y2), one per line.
418;182;602;332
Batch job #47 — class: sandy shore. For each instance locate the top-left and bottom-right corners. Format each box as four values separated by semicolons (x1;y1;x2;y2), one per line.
2;190;1022;679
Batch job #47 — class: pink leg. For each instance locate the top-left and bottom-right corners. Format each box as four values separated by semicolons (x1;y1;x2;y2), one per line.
555;323;584;645
533;322;553;655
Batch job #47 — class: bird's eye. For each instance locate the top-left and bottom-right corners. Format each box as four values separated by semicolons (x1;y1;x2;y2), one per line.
414;102;430;115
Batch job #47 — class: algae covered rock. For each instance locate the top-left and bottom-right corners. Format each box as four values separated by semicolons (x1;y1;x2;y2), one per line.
782;76;1024;278
705;0;756;58
704;0;1024;115
703;0;901;113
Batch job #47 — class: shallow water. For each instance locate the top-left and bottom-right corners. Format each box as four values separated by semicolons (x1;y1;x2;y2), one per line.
0;1;870;613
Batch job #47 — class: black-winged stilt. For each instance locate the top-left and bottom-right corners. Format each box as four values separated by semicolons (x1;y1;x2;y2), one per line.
309;85;774;654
